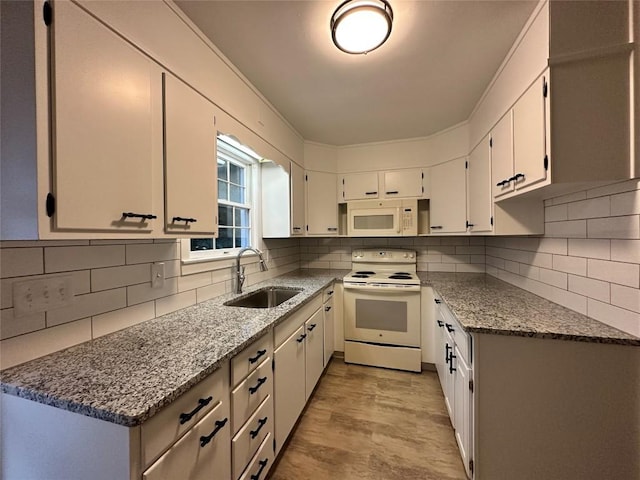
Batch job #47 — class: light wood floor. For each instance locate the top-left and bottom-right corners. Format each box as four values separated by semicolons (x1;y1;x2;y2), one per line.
268;358;467;480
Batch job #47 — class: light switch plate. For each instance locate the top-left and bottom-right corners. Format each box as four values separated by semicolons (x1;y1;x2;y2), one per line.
13;275;75;317
151;262;165;289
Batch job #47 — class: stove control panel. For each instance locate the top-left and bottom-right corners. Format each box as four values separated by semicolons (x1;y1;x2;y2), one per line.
351;249;416;263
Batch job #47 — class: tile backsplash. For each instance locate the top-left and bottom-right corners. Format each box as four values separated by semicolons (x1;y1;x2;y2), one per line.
0;238;299;369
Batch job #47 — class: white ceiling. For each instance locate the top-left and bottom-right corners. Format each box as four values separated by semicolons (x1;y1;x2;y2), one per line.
175;1;538;146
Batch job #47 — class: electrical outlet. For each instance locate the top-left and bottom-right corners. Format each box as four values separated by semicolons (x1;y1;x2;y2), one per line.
13;276;75;317
151;262;165;289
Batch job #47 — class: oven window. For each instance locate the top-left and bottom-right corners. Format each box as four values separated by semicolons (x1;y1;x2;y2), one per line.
355;299;407;332
353;214;394;230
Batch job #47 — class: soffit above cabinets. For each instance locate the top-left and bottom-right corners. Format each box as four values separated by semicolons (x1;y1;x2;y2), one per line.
174;0;537;146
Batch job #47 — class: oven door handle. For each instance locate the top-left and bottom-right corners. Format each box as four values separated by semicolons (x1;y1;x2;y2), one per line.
344;284;421;293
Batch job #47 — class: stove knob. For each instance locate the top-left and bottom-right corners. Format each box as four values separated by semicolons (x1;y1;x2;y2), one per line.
403;253;408;258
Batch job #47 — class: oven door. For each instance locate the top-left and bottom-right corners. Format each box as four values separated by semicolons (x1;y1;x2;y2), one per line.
344;287;420;347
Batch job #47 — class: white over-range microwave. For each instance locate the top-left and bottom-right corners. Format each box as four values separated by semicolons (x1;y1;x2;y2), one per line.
347;199;418;236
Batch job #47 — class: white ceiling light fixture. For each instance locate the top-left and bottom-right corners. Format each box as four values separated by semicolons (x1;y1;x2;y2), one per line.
331;0;393;55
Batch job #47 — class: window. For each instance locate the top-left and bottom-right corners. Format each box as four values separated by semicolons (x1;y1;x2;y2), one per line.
189;135;258;258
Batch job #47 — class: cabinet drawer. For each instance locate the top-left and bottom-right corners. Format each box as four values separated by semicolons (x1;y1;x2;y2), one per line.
143;400;231;480
232;396;274;480
231;357;273;434
322;284;335;303
231;333;273;387
238;431;274;480
274;295;322;347
142;363;229;468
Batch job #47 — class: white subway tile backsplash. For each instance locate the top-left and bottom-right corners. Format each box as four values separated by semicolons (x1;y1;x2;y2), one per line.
196;282;227;303
0;318;91;369
428;263;456;272
127;277;178;306
552;255;587;276
568;275;610;303
156;291;196;317
455;246;485;255
545;204;568;222
545;220;586;238
91;264;150;292
486;256;505;269
538;238;568;255
0;248;43;278
610;240;640;264
586;178;640;199
177;271;212;293
610;284;640;313
567;197;610;220
470;255;486;264
455;264;485;273
45;245;124;273
539;268;568;289
610;190;640;216
548;190;587;206
440;237;470;246
530;252;553;269
92;302;155;338
0;309;45;340
568;239;610;260
46;288;127;327
428;246;455;255
587;216;639;239
549;287;587;315
126;242;179;264
587;259;639;288
519;264;540;280
587;299;640;337
441;254;470;264
505;260;520;274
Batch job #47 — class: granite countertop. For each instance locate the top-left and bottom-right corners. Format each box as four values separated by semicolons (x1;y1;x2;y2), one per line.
422;272;640;346
0;270;343;427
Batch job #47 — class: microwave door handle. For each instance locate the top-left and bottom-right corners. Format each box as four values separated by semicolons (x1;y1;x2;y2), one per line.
397;208;401;233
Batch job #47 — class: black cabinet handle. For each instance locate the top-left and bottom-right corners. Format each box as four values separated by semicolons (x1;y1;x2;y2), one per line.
327;227;338;231
513;173;525;181
250;459;269;480
296;333;307;343
386;191;399;195
445;323;454;333
199;417;228;447
325;306;332;312
249;416;268;439
466;221;474;228
434;299;441;304
172;216;197;224
431;225;443;230
122;212;157;220
365;191;377;195
179;396;213;424
445;344;452;363
249;377;267;395
328;290;334;295
437;320;444;327
449;353;457;374
249;349;267;364
307;323;317;331
496;180;505;187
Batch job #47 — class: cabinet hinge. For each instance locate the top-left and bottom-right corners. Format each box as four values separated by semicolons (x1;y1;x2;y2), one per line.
273;438;276;454
421;172;424;179
469;459;474;475
542;77;548;98
46;193;56;217
43;1;52;26
469;379;474;393
543;154;549;171
489;137;493;148
490;216;494;226
305;174;308;181
422;186;424;194
465;160;468;169
306;225;309;232
342;178;345;185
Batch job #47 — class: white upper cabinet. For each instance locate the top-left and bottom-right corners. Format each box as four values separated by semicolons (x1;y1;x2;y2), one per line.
340;172;379;201
467;136;493;233
50;1;162;233
163;74;217;236
382;169;424;198
429;158;467;234
290;161;305;236
491;112;515;199
305;171;338;235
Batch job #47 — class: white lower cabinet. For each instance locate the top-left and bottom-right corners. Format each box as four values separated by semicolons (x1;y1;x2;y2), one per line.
305;310;324;400
322;284;335;368
238;433;274;480
232;396;273;480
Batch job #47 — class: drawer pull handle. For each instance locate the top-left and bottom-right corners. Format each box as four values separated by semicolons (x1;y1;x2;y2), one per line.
365;191;378;195
296;334;307;343
179;396;213;424
307;323;317;331
249;377;268;395
250;416;268;439
445;344;451;363
449;354;457;374
251;458;269;480
445;323;454;333
437;320;444;327
434;299;441;304
249;349;267;364
122;212;157;220
431;225;443;229
199;417;228;447
325;306;332;312
386;191;399;195
327;290;334;296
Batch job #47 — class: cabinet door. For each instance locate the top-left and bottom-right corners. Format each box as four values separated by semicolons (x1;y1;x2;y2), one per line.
434;307;447;392
383;169;424;198
274;326;306;455
467;136;493;233
513;73;549;191
492;111;515;199
453;349;472;479
443;332;455;421
51;1;161;232
164;74;217;235
429;158;467;234
290;162;305;235
323;298;335;368
341;172;379;200
305;309;324;400
305;171;338;235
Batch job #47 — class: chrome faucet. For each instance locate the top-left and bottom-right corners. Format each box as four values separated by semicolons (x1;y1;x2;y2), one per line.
235;247;268;294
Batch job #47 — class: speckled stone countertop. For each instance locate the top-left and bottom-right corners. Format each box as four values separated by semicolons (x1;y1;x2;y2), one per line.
421;272;640;346
0;270;344;427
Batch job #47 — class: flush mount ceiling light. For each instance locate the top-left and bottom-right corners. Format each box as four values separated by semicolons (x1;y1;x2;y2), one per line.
331;0;393;54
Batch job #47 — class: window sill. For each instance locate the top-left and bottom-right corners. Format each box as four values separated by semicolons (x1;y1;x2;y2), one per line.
181;249;260;275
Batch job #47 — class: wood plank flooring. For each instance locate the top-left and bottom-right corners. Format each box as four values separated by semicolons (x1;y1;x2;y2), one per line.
268;358;467;480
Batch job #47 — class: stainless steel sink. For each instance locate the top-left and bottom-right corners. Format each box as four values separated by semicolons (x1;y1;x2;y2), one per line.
224;287;302;308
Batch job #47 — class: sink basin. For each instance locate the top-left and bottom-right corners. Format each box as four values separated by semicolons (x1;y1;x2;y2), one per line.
224;287;302;308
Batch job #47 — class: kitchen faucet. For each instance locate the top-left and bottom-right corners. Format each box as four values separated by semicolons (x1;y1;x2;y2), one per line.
235;247;268;294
